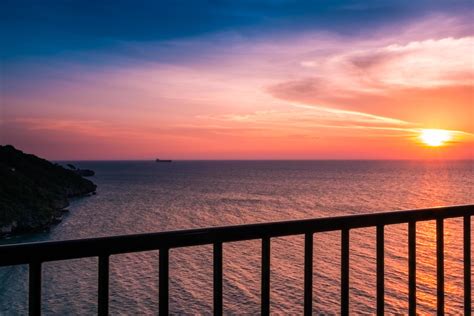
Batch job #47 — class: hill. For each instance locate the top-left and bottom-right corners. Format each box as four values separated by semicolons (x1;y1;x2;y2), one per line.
0;145;96;235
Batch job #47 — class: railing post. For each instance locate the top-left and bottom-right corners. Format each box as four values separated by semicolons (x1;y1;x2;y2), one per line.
464;215;472;316
98;255;109;316
341;229;350;316
159;248;169;315
29;261;42;316
436;219;444;315
408;221;416;316
376;225;384;316
213;242;223;316
304;233;313;316
261;237;270;316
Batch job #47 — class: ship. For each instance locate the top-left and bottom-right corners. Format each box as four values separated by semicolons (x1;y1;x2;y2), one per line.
156;158;172;162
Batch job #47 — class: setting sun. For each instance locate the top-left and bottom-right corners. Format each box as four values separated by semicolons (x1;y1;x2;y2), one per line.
419;129;453;147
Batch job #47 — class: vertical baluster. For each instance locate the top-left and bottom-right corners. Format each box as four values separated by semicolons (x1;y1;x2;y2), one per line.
436;219;444;315
159;248;169;315
98;255;109;316
213;242;223;316
408;221;416;316
464;215;471;316
261;237;270;316
341;229;350;316
304;233;313;316
29;262;42;316
376;225;384;316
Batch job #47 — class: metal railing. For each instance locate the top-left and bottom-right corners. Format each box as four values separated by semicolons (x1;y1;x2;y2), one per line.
0;204;472;315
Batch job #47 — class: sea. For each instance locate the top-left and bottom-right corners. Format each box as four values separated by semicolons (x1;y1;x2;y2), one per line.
0;160;473;315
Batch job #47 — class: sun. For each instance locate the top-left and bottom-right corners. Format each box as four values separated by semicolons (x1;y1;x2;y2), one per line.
419;129;452;147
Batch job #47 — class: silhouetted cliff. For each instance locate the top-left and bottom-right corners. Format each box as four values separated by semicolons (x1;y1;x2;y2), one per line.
0;145;96;235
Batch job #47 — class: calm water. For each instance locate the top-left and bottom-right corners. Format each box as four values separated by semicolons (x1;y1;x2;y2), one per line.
1;160;473;315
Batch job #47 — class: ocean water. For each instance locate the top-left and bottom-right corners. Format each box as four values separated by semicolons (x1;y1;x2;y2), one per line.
0;160;473;315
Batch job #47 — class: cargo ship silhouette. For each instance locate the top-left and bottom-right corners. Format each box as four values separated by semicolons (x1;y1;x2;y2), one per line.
156;158;172;162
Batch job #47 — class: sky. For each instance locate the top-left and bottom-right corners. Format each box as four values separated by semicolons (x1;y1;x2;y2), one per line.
1;0;473;160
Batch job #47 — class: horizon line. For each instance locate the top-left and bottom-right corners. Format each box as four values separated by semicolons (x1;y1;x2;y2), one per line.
55;158;474;162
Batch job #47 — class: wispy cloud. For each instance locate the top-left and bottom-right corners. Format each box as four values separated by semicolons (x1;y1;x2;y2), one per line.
199;102;415;138
272;36;473;103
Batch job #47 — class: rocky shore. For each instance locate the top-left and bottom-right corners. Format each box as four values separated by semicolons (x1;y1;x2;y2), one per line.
0;145;97;236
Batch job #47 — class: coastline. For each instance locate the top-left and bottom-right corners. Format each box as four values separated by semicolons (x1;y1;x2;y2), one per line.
0;145;97;237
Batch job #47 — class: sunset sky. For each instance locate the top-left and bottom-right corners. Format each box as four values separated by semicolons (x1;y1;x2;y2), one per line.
1;0;473;160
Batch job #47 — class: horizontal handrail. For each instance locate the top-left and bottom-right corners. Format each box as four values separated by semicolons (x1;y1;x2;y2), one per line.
1;204;472;266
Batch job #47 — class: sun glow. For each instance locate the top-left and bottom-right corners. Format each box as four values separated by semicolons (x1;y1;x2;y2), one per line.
419;129;452;147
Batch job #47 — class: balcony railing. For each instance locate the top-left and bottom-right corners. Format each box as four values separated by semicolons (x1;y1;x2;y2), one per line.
0;204;472;315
